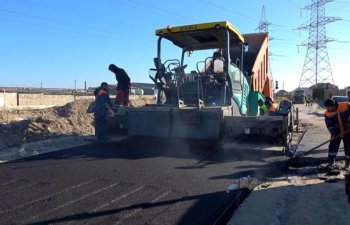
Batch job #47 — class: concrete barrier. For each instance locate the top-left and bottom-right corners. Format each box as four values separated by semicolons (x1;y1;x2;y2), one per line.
0;93;17;108
0;92;143;110
0;93;94;109
18;93;94;106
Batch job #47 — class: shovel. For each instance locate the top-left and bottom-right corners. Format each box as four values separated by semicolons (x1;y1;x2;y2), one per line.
292;128;350;159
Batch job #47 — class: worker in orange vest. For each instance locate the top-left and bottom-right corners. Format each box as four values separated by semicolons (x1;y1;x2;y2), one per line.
265;97;279;116
324;98;350;168
93;82;113;141
108;64;131;106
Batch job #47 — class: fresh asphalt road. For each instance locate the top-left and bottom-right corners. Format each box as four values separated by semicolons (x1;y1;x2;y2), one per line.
0;137;287;225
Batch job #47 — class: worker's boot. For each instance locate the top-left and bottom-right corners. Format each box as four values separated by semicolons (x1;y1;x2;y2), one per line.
344;161;350;170
328;158;336;168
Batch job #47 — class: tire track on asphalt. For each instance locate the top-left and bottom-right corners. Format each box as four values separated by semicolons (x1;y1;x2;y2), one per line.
74;185;146;225
0;178;97;215
92;185;145;213
0;180;17;186
28;182;121;222
113;190;173;225
1;182;39;195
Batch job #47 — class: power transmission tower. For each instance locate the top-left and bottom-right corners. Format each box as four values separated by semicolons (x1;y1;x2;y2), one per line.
297;0;340;88
256;5;271;32
256;5;274;85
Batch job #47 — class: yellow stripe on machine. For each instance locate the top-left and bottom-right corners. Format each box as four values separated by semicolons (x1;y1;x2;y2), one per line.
155;21;244;43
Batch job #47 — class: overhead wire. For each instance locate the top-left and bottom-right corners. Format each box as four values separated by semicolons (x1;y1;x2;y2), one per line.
15;0;151;30
0;16;150;46
111;0;201;23
285;0;300;7
0;8;151;41
200;0;259;22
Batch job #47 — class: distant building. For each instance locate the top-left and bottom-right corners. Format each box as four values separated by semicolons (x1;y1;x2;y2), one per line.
309;83;338;100
130;87;144;96
88;82;155;96
275;90;290;98
130;83;154;95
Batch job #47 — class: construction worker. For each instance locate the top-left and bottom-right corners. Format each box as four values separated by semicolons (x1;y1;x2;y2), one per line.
94;82;113;141
309;96;313;106
305;95;310;106
108;64;131;106
265;97;279;116
306;95;313;106
257;99;267;116
278;98;292;116
324;98;350;168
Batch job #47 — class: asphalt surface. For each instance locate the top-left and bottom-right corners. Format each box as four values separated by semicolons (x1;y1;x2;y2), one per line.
0;137;288;225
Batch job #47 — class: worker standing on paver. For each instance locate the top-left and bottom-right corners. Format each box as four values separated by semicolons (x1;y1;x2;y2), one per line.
265;97;279;116
324;98;350;168
94;82;113;141
108;64;131;106
257;99;268;116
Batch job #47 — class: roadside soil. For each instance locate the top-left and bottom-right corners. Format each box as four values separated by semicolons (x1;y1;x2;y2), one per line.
228;101;350;225
0;96;155;161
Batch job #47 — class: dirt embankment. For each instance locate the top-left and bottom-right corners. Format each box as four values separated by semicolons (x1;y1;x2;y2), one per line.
0;96;155;150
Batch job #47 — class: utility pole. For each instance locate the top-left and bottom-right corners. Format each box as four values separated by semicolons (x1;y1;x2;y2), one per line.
84;81;87;91
297;0;340;88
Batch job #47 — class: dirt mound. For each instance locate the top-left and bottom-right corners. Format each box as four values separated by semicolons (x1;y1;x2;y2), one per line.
0;120;29;149
0;99;94;150
129;96;156;107
0;97;155;150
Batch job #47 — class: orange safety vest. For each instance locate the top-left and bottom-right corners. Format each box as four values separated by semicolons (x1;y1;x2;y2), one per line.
98;89;107;96
324;102;350;137
268;103;279;112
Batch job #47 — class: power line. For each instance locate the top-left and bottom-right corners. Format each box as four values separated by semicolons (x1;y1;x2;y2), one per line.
0;8;151;41
200;0;259;22
16;0;148;30
286;0;300;7
0;16;150;45
201;0;298;34
111;0;201;23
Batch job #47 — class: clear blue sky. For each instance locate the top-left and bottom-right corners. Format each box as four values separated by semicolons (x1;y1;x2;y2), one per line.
0;0;349;91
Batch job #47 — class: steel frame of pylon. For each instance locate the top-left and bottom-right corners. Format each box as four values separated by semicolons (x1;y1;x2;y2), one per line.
256;5;271;33
298;0;340;88
256;5;273;82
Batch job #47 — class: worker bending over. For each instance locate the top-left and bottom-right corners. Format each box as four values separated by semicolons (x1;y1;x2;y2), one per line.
94;82;113;141
108;64;131;106
265;97;279;116
324;99;350;168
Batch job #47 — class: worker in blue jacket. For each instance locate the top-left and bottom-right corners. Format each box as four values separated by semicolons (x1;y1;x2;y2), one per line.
324;98;350;168
94;82;113;141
